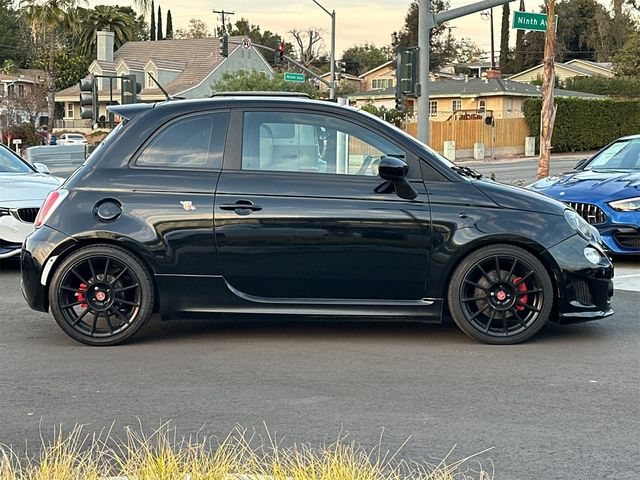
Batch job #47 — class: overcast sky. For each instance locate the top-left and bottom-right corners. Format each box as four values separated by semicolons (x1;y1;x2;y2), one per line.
93;0;566;59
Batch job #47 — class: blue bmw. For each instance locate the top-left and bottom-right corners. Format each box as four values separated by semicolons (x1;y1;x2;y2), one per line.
530;135;640;255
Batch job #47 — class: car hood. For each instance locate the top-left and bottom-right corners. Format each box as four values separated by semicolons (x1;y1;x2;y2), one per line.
529;169;640;203
0;173;62;203
473;178;567;216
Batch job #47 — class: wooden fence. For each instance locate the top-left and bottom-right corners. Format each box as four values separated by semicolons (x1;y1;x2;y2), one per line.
405;117;530;153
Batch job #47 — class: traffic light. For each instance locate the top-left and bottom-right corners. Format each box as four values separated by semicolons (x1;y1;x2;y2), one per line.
79;74;97;120
121;74;141;105
276;42;285;65
219;32;229;57
396;47;419;98
336;60;346;80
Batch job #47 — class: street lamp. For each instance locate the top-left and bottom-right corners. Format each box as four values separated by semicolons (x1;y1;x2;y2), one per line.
311;0;336;100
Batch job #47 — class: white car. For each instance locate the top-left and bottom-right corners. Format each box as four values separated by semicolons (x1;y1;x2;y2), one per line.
56;133;87;145
0;145;62;259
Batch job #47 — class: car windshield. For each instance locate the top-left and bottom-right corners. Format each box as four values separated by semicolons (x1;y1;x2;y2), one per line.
586;138;640;170
0;146;33;173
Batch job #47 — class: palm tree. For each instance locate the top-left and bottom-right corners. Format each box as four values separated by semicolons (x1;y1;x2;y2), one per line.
77;6;137;55
20;0;76;132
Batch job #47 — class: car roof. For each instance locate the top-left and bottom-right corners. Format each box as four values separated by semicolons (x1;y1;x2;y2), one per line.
109;96;357;120
617;134;640;141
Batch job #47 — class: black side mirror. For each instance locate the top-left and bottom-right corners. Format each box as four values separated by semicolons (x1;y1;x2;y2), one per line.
378;156;417;200
574;158;589;170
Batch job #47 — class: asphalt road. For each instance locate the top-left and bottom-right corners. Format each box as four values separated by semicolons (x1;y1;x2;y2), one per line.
0;257;638;479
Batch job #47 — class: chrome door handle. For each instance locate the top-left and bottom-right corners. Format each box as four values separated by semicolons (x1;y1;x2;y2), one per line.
219;200;263;212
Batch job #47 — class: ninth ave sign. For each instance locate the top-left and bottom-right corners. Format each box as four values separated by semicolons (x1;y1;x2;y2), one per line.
512;11;558;32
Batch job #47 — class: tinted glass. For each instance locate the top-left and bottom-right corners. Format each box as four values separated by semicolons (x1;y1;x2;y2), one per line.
242;111;405;176
0;146;32;173
587;138;640;170
137;113;228;169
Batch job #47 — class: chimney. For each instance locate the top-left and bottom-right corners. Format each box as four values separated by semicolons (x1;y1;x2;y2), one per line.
96;30;115;62
486;69;502;79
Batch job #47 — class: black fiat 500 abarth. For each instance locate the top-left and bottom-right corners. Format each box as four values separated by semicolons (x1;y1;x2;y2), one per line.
21;96;614;346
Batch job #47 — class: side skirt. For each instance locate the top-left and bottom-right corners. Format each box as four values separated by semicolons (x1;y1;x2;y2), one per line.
156;274;443;322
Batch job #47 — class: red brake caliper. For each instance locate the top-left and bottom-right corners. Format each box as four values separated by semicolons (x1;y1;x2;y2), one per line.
513;277;528;311
77;282;88;308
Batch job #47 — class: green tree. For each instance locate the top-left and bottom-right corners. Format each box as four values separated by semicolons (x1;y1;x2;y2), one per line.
360;103;406;127
150;0;154;40
175;18;209;39
392;0;451;70
165;9;172;38
499;3;510;71
0;0;20;65
452;37;484;63
613;33;640;77
212;70;319;98
156;4;162;40
116;5;149;42
76;5;137;55
219;17;290;66
19;0;79;130
512;0;526;72
341;44;392;76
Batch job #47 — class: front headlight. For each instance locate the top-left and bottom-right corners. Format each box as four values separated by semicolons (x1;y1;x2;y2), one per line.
564;209;593;241
608;197;640;212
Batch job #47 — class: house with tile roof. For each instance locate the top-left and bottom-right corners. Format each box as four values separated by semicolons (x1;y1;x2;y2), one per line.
55;31;274;129
0;68;48;127
508;59;614;84
347;76;603;120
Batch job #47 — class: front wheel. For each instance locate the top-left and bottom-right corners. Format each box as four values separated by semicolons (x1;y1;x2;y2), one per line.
448;244;554;345
49;245;155;346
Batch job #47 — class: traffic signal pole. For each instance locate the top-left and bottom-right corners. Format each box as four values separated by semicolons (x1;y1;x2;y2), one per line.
416;0;516;144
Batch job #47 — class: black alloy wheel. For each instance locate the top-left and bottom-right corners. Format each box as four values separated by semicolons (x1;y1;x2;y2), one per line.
49;245;154;346
448;244;553;344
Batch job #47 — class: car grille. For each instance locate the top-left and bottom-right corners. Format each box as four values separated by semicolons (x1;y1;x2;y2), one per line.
565;202;607;225
615;232;640;249
573;280;593;306
16;208;39;223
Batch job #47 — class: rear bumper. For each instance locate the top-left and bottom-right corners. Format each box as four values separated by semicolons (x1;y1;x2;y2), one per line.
21;225;77;313
546;235;614;323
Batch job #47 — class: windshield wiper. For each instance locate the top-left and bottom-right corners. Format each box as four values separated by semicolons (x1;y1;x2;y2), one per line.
451;165;483;179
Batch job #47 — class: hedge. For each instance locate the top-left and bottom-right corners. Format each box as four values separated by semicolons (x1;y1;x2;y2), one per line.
523;97;640;152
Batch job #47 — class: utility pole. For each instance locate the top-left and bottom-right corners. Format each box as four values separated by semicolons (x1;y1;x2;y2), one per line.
213;9;234;32
481;9;495;69
416;0;516;144
537;0;557;179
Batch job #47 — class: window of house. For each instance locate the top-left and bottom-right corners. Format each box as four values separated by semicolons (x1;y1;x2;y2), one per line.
18;84;24;97
506;98;514;112
372;78;394;89
478;99;486;113
7;84;14;97
452;99;462;112
241;111;405;176
0;84;4;95
429;101;438;116
145;73;155;89
66;103;74;119
136;113;229;169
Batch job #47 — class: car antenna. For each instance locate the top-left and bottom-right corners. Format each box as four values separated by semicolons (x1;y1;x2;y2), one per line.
147;72;184;100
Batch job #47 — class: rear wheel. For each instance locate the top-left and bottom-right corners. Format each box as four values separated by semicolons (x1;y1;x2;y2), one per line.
448;244;553;345
49;245;154;346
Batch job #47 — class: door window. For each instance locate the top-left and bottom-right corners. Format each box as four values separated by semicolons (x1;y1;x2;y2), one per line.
136;112;228;169
241;111;405;176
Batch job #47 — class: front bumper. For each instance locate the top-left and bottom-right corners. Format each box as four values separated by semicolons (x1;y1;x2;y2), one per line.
547;235;614;324
0;210;37;258
598;224;640;255
21;225;77;312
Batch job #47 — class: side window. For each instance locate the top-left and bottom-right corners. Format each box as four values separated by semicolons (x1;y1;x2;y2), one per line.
241;111;405;176
136;112;228;169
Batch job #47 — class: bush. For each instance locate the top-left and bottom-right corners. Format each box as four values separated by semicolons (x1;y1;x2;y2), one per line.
523;97;640;152
563;76;640;97
0;123;41;149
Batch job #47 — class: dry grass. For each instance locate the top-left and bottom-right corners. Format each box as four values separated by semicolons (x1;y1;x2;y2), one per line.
0;424;493;480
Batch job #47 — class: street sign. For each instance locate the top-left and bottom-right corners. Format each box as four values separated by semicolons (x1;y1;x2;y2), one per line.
512;11;558;32
284;72;305;83
12;139;22;145
241;37;251;49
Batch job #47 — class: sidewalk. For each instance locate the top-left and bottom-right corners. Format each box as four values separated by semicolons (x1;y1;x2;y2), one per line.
458;150;598;166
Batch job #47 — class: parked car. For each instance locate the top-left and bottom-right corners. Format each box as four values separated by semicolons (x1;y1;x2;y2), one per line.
21;95;614;346
529;135;640;255
0;145;62;259
56;133;87;145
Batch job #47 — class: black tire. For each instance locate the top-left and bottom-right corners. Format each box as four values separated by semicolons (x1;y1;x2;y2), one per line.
447;244;553;345
49;245;154;346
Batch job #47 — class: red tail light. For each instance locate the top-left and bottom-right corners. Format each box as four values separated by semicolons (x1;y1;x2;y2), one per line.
34;189;68;228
